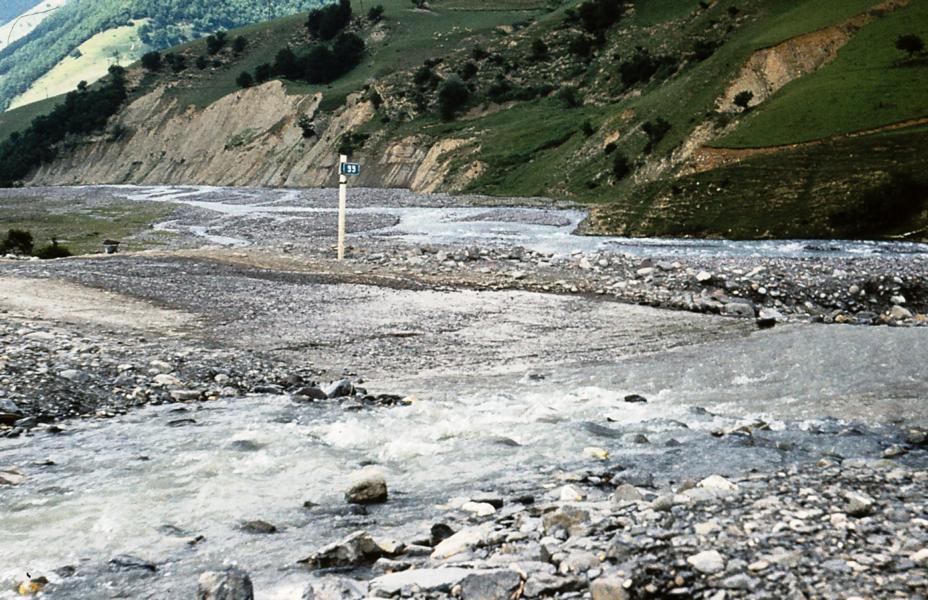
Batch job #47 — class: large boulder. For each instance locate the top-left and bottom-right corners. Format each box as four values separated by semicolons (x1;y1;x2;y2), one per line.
324;379;355;399
197;568;254;600
345;467;388;504
301;532;394;569
302;577;367;600
459;569;523;600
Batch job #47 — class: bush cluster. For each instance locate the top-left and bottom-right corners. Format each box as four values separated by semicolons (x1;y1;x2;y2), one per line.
1;229;72;259
306;0;352;41
0;66;128;186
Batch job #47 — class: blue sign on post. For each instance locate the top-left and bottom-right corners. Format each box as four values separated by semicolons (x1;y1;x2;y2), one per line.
340;163;361;176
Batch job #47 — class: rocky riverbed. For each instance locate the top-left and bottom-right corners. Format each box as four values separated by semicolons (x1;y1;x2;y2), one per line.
1;186;927;599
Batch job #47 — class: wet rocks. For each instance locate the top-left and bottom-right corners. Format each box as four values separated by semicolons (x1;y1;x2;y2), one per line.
589;576;629;600
0;466;25;485
369;567;473;596
324;379;355;399
623;394;647;404
301;532;394;569
109;554;157;572
240;520;277;534
345;467;388;505
303;577;367;600
197;568;254;600
431;525;490;559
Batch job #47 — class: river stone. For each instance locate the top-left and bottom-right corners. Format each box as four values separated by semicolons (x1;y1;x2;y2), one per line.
698;474;739;497
721;301;755;318
844;491;875;517
461;501;496;517
345;467;388;504
302;577;367;600
431;525;490;560
430;523;455;546
197;568;254;600
302;532;386;569
109;554;157;572
687;550;725;574
590;576;630;600
370;567;474;596
240;520;277;534
294;386;328;401
324;379;355;398
612;484;643;503
459;569;522;600
890;305;913;320
0;467;26;486
542;505;590;537
623;394;648;404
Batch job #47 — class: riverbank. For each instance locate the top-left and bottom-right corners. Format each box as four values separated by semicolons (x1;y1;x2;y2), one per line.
1;187;927;599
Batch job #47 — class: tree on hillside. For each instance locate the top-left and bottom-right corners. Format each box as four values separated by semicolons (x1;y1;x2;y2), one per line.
233;35;248;54
531;38;549;61
368;5;384;23
206;31;228;55
236;71;254;88
733;90;754;111
896;34;924;58
578;0;625;34
273;47;302;79
306;0;352;41
642;117;671;154
255;63;273;83
438;76;470;121
1;229;34;256
141;51;162;71
612;152;631;180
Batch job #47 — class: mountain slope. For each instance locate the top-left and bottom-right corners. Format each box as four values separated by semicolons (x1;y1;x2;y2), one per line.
0;0;326;111
5;0;928;240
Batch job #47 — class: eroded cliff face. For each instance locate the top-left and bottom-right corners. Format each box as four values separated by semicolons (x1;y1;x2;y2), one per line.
27;80;471;191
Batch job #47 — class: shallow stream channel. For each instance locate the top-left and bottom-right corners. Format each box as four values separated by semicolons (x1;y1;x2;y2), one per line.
1;185;927;598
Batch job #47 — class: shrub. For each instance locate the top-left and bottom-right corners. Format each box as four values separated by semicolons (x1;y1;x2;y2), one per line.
369;88;383;109
236;71;254;88
413;65;438;89
569;35;595;59
556;85;582;108
1;229;33;255
232;36;248;54
273;47;302;80
297;113;316;138
411;0;427;8
896;34;925;58
368;5;384;22
141;51;162;71
693;39;719;61
195;55;209;70
254;63;273;83
438;76;470;121
531;38;549;61
612;152;631;180
164;53;187;73
338;131;369;156
642;117;671;154
733;90;753;111
604;142;617;154
306;0;352;41
303;44;338;83
35;238;72;260
581;120;596;137
458;61;478;81
577;0;625;33
619;48;677;88
333;31;365;67
206;31;227;55
472;46;489;61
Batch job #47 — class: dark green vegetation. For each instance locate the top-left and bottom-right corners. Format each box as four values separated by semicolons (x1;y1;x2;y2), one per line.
0;228;75;259
4;0;928;240
0;0;326;110
0;66;128;187
0;198;175;255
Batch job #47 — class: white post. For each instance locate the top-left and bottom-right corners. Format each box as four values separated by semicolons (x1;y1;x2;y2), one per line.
338;154;347;260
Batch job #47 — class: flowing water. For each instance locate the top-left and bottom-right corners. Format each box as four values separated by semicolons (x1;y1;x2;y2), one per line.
1;321;926;599
99;185;928;257
1;185;927;598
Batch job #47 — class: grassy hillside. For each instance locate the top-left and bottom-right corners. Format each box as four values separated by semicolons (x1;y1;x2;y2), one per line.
9;20;150;110
3;0;927;241
718;0;928;147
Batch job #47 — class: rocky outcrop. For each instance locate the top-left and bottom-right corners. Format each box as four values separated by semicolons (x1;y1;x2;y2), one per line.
26;80;476;192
